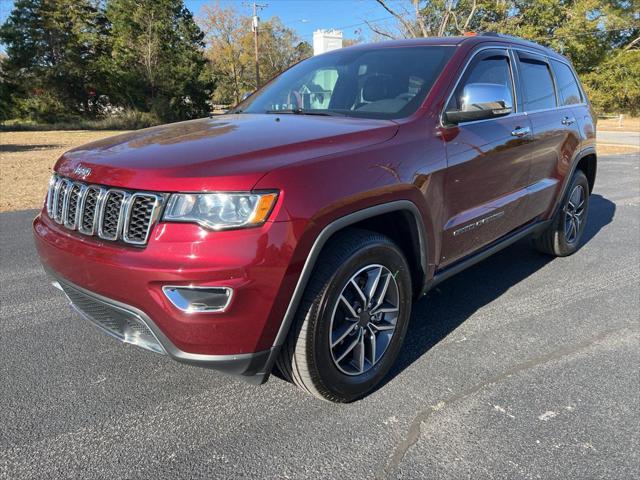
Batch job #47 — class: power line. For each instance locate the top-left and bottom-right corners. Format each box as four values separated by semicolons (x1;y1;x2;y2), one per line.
298;21;639;41
298;15;396;39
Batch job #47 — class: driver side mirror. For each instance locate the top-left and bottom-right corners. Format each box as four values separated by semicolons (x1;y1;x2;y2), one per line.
445;83;513;125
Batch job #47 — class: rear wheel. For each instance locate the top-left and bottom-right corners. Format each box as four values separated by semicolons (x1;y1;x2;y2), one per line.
276;229;412;402
533;170;590;256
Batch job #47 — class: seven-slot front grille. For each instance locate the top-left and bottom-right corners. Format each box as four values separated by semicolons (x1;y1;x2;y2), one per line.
46;175;164;246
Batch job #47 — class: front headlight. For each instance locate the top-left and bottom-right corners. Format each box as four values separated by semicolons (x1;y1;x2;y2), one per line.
163;192;278;230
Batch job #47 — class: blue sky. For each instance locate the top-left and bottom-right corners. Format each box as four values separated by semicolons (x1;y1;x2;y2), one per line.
0;0;399;44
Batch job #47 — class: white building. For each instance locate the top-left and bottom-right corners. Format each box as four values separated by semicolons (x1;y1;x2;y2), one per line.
313;29;343;55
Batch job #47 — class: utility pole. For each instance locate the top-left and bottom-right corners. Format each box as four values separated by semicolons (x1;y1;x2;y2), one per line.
245;2;268;89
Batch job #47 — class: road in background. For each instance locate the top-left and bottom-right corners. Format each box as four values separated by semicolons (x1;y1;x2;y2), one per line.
1;151;638;479
597;130;640;146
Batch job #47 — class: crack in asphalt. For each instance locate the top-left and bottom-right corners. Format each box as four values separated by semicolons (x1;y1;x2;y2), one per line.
378;327;626;479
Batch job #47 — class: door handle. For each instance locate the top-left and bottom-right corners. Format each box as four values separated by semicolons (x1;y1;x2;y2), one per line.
511;126;531;138
561;116;576;126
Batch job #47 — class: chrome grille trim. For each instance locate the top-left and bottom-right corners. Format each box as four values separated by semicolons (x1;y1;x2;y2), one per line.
77;186;103;235
46;174;164;246
97;189;129;241
53;178;71;223
122;193;164;245
46;175;57;217
63;182;83;229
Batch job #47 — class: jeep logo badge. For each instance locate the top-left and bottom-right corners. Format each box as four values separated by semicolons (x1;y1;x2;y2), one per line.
73;164;92;179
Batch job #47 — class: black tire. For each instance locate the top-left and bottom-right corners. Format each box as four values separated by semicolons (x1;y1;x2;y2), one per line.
533;170;590;256
276;229;412;402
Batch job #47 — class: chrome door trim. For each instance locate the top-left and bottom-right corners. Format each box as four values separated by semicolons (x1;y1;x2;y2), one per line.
511;126;531;137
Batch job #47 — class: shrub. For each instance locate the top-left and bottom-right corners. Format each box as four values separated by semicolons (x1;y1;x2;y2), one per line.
13;92;78;123
1;109;163;131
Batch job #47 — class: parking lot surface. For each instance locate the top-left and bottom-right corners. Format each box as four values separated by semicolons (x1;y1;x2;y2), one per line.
1;152;638;479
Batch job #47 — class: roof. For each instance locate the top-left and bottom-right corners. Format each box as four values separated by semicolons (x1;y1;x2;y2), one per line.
343;34;566;61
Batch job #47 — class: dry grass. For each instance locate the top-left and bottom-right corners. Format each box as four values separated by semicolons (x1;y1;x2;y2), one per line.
597;143;640;155
0;129;638;213
598;116;640;132
0;130;127;212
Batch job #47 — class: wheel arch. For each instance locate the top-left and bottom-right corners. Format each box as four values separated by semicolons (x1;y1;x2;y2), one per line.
342;209;426;297
552;146;597;217
576;151;597;193
271;200;428;352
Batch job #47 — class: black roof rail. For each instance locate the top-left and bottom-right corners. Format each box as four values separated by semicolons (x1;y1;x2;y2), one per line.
479;32;521;40
476;31;561;56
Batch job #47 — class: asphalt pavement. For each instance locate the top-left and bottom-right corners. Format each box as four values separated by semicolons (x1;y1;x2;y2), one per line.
597;130;640;146
1;151;638;479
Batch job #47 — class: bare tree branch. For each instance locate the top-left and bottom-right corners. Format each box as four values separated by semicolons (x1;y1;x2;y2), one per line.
438;1;454;37
364;20;396;40
625;36;640;50
413;0;428;37
375;0;419;37
462;0;478;32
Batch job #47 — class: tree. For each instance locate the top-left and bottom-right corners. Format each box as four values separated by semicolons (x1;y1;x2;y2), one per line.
201;4;252;105
583;48;640;115
201;4;312;105
480;0;640;74
259;18;313;82
370;0;640;114
0;0;110;119
105;0;213;121
0;53;14;121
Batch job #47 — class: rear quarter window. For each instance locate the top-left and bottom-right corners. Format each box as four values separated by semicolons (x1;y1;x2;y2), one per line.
551;60;583;105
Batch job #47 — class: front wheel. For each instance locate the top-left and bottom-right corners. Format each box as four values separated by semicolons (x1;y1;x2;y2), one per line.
276;229;412;402
533;169;590;256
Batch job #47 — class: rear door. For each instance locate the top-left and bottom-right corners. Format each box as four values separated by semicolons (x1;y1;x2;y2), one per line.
439;48;533;267
515;51;581;218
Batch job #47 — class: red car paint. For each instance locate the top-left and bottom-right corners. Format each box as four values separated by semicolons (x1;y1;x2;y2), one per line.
33;35;596;380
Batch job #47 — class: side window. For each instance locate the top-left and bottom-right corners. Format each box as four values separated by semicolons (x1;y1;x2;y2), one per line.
551;60;583;106
447;53;514;112
518;56;557;111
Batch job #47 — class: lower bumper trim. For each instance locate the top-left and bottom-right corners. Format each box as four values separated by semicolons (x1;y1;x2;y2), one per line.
51;274;272;382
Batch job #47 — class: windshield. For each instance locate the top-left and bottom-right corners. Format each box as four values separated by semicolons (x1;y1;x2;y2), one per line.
237;46;455;120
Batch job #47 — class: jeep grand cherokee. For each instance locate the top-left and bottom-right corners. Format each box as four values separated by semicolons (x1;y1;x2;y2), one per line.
34;33;596;402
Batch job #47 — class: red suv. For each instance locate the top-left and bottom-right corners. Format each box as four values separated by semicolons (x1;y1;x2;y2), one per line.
34;34;596;402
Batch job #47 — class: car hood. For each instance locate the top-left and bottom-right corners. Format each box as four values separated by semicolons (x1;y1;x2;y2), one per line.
54;114;399;191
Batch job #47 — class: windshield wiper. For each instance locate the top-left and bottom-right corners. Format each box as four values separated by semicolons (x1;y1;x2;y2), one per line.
265;108;344;117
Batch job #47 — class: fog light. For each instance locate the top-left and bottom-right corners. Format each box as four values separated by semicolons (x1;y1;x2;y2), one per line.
162;286;233;313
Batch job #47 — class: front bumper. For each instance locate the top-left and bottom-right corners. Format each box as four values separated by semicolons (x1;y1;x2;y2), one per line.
52;276;273;382
33;209;300;374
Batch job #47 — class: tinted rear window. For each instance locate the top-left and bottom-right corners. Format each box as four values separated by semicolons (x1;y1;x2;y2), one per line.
518;57;557;111
551;60;583;106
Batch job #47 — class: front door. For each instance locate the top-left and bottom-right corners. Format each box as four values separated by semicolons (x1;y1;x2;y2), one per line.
439;48;532;267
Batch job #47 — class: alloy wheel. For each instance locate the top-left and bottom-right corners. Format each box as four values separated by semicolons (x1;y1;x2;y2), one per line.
564;184;586;244
328;264;400;376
